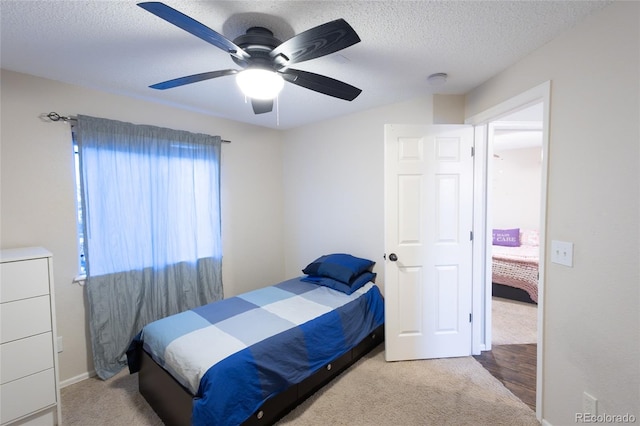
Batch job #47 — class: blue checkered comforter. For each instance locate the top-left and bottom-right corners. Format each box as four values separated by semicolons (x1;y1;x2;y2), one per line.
129;277;385;426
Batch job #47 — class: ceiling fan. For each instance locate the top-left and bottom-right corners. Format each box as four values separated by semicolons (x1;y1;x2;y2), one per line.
137;2;363;114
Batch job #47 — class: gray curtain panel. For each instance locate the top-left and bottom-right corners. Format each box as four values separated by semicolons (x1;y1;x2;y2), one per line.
76;115;223;379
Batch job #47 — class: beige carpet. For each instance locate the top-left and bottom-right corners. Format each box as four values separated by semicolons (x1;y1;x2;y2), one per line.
491;297;538;345
61;368;163;426
61;347;538;425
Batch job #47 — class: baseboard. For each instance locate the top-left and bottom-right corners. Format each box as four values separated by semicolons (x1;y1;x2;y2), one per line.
60;370;96;388
541;419;553;426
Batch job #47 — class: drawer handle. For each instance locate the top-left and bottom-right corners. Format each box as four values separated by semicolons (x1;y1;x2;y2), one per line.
326;363;332;371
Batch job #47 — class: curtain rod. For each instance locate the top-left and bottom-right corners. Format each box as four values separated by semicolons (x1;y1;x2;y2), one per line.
45;112;231;143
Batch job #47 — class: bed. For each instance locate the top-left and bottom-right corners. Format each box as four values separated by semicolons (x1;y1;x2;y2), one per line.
491;229;539;304
127;254;385;426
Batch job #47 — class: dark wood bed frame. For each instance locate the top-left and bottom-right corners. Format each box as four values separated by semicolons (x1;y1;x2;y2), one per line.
138;324;385;426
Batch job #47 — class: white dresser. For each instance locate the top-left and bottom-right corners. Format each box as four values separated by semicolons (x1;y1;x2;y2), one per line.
1;247;61;425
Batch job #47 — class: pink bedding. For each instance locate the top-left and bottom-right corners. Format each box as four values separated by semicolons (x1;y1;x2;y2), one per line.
491;231;539;303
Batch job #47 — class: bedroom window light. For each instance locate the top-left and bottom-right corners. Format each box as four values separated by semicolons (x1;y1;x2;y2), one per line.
73;125;223;276
73;140;87;280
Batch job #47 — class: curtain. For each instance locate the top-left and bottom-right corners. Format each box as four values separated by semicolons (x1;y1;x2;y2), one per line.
76;115;223;379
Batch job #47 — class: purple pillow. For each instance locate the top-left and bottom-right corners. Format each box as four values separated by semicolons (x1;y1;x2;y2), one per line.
493;228;520;247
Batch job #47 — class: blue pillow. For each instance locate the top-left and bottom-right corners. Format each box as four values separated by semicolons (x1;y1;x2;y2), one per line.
302;253;375;284
302;272;376;295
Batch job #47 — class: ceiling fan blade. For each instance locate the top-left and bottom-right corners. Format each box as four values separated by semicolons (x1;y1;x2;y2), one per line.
281;69;362;101
149;69;238;90
137;2;250;61
251;99;273;114
270;19;360;66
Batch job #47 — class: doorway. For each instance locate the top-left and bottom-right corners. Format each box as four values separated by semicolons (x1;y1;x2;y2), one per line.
476;103;543;412
489;103;542;346
466;81;550;421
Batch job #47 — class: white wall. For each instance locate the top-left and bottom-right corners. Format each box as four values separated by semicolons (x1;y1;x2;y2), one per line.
0;69;286;384
281;96;434;293
492;147;541;230
466;2;639;423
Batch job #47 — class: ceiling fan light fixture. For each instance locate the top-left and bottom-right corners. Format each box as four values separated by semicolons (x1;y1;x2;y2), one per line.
236;69;284;100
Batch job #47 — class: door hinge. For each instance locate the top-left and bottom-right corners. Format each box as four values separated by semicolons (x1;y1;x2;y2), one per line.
471;146;475;157
470;231;473;241
469;313;472;323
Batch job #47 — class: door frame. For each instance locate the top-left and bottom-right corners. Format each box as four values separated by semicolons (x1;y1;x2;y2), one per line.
465;81;550;421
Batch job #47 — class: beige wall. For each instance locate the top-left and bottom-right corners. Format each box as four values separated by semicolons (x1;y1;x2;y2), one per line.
433;94;465;124
0;69;286;384
281;95;434;292
466;2;639;423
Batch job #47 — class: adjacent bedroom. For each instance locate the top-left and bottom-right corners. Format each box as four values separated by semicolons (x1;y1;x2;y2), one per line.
490;104;542;347
473;104;543;411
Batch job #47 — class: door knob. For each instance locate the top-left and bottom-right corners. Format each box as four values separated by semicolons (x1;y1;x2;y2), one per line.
388;253;398;262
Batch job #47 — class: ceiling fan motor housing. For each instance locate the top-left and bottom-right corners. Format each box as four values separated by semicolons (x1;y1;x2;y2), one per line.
232;27;285;70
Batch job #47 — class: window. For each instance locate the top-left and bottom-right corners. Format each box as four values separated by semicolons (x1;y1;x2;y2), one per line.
75;121;222;276
73;140;86;276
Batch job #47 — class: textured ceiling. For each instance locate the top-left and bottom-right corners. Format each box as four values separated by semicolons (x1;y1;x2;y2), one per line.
0;1;609;129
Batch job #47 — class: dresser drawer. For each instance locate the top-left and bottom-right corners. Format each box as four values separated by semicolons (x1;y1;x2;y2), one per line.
0;368;56;425
0;296;52;344
0;258;49;303
1;332;54;384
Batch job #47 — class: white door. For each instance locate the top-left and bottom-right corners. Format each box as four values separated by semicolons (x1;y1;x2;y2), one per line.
384;124;474;361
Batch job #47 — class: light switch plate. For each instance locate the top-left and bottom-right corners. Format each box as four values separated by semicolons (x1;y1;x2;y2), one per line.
551;240;573;267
